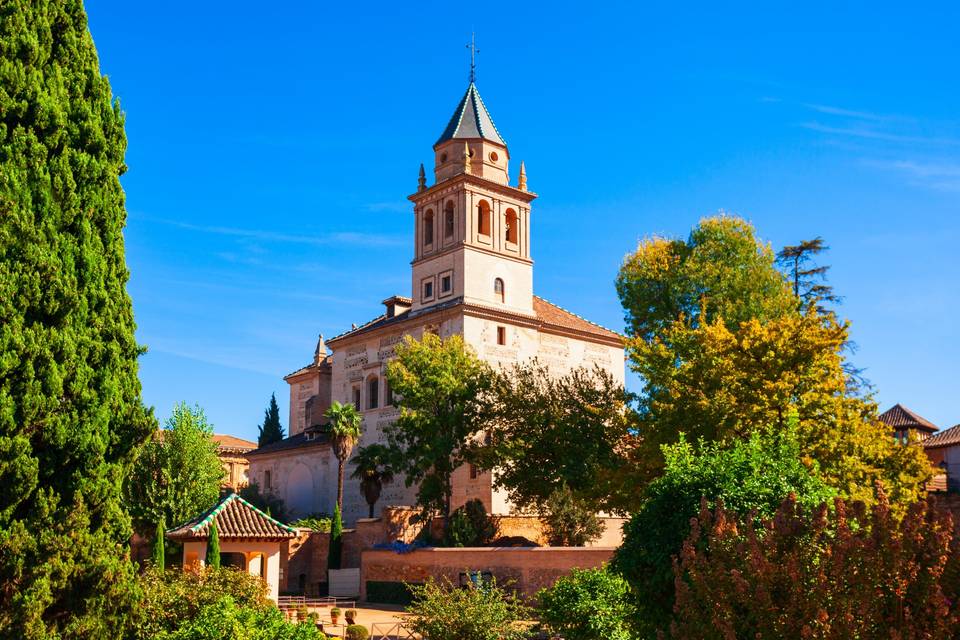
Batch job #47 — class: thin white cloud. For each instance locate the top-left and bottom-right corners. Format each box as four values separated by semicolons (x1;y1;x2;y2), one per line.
865;159;960;192
799;122;960;146
803;103;895;122
140;216;406;248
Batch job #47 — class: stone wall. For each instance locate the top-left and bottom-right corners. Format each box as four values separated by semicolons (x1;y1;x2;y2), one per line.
360;547;615;602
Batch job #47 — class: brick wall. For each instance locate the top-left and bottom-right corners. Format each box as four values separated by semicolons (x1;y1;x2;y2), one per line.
360;547;615;602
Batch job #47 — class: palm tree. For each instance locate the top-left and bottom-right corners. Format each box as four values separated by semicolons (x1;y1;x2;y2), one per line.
324;401;363;512
350;444;395;518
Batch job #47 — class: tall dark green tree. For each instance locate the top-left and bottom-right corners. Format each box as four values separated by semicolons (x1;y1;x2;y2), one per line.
257;393;284;446
205;523;220;569
0;2;153;637
776;236;839;313
152;518;165;570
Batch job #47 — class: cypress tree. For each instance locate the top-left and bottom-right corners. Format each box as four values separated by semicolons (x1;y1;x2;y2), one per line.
257;393;285;446
206;522;221;569
0;2;153;637
328;505;343;571
151;518;165;570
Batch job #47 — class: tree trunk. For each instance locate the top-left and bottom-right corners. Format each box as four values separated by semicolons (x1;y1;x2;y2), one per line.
337;459;345;512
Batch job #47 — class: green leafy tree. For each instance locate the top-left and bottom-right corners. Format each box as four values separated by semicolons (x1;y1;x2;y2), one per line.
406;577;531;640
384;334;492;519
324;401;362;512
480;362;636;514
670;488;959;639
537;567;635;640
616;215;796;344
327;505;343;571
349;444;395;518
539;484;604;547
0;2;155;636
152;518;166;570
206;522;220;569
617;215;932;506
257;393;285;447
611;427;835;636
126;403;225;532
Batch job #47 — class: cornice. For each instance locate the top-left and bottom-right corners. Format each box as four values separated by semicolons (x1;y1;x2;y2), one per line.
411;242;533;268
408;173;537;204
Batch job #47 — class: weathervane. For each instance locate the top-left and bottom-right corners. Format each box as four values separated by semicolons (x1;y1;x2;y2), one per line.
467;32;479;83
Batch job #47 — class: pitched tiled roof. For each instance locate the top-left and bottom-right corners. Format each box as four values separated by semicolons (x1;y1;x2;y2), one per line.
212;434;257;453
533;296;621;341
924;424;960;450
166;493;296;541
436;83;506;147
327;295;623;346
878;404;939;433
245;429;331;458
284;354;332;380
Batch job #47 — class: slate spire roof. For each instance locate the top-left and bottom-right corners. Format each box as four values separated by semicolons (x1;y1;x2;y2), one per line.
435;83;506;147
165;492;297;541
878;403;939;434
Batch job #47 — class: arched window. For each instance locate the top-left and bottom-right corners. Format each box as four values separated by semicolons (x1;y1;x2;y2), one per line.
423;209;434;246
494;278;505;303
505;209;518;243
367;375;379;410
444;201;455;238
477;200;491;236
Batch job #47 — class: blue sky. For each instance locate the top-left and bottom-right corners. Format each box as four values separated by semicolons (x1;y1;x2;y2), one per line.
86;1;960;441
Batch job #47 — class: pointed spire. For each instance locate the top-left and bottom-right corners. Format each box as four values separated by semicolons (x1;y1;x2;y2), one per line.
314;334;326;364
518;161;527;191
417;163;426;192
435;83;506;147
463;141;472;174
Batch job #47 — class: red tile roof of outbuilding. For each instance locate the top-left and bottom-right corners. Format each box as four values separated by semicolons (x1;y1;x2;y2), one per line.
165;493;296;541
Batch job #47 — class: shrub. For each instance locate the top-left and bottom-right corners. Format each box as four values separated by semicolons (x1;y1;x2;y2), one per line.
134;566;271;639
406;577;531;640
539;485;603;546
156;595;326;640
669;487;959;639
611;427;834;635
345;624;369;640
444;499;497;547
345;608;358;623
291;515;332;532
536;567;635;640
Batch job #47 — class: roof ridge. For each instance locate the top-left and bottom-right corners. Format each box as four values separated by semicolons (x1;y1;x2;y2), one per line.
470;84;505;144
232;493;298;533
534;295;623;338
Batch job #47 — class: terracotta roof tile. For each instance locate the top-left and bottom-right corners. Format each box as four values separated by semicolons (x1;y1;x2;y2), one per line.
245;430;331;457
166;493;296;541
533;296;622;341
924;424;960;450
878;404;939;433
212;434;257;452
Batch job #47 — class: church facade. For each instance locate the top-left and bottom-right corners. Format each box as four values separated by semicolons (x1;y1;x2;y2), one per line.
246;81;625;525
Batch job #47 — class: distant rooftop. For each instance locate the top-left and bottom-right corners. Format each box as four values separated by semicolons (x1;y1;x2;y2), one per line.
166;492;296;541
878;403;939;433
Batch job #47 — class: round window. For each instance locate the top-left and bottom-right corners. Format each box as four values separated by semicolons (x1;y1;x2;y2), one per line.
489;151;499;162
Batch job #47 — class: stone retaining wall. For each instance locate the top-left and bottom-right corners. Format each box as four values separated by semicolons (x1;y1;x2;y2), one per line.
360;546;615;602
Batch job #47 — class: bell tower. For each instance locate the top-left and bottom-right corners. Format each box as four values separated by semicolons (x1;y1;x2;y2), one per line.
408;81;537;316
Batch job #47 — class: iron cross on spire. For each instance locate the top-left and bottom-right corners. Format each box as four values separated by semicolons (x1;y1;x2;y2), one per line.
467;32;479;83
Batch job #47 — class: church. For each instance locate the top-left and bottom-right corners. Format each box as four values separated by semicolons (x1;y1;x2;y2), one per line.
246;79;625;525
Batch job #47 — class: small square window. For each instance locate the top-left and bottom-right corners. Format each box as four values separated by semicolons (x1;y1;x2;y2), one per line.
496;326;506;346
264;470;272;490
423;281;434;300
469;464;479;480
441;275;451;294
353;387;361;410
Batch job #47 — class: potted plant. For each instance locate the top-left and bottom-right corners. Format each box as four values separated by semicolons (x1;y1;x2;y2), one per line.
330;607;342;625
306;612;319;628
296;605;308;622
345;609;358;625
